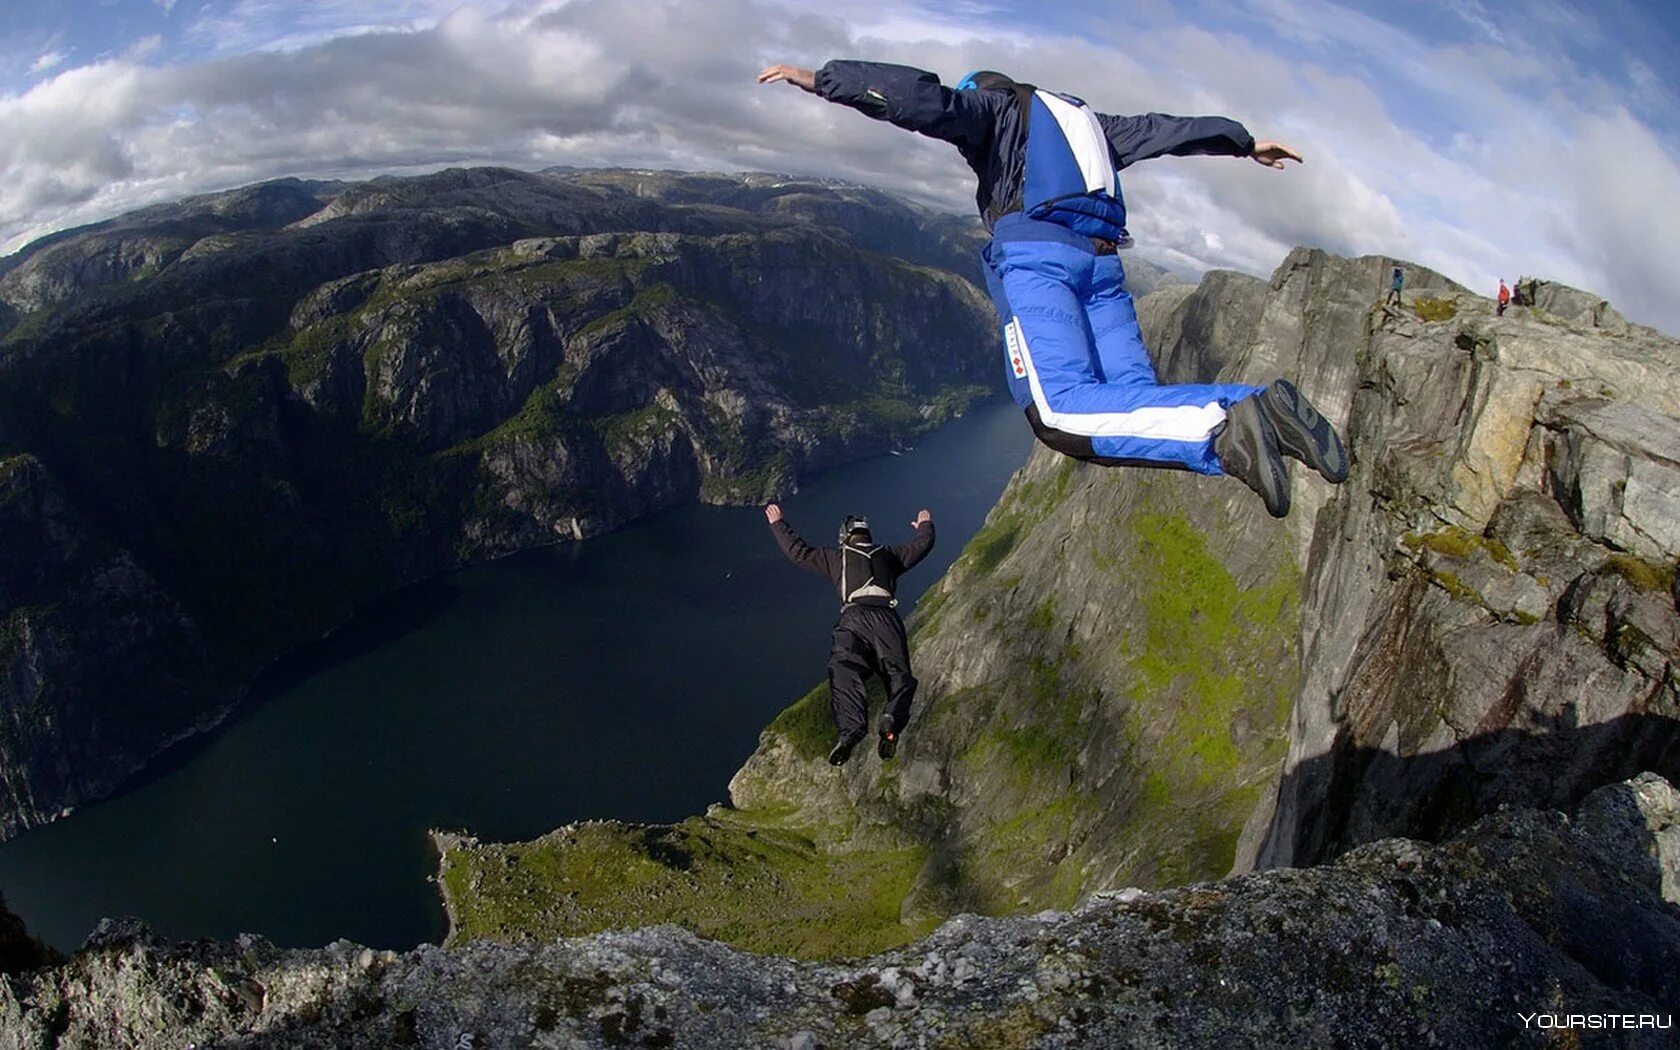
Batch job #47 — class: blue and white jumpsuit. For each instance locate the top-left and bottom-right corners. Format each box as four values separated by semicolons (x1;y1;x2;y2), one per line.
814;61;1259;474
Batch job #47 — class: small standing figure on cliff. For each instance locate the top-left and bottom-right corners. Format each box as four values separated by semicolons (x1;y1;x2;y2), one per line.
765;504;935;765
1387;265;1405;307
1497;278;1511;316
758;59;1347;518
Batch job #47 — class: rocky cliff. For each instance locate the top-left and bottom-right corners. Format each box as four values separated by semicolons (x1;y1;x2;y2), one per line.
439;251;1679;963
3;775;1677;1047
1254;269;1680;869
0;168;1009;841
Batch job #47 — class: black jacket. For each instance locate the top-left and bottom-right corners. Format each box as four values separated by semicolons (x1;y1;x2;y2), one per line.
814;60;1255;226
770;519;936;607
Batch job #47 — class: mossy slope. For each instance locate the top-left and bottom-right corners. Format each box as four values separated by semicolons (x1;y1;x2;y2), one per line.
436;815;933;960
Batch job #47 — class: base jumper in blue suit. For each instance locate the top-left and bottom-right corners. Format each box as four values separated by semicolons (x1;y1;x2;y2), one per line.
759;62;1348;516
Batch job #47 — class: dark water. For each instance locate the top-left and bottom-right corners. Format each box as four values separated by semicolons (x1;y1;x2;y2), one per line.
0;402;1031;952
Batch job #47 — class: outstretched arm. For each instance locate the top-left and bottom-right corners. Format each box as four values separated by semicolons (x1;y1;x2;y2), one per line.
759;60;996;151
765;504;837;579
1097;111;1299;170
889;510;936;571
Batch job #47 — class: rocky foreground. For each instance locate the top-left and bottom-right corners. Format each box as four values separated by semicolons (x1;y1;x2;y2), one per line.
2;773;1676;1048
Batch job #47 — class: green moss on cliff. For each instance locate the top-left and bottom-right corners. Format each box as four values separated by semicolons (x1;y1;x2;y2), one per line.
1114;510;1299;883
438;815;934;960
1606;553;1676;594
576;282;678;339
698;452;792;504
592;404;683;449
965;798;1083;910
955;460;1079;581
1401;526;1519;571
273;315;356;388
1412;297;1458;322
475;384;570;449
767;682;840;762
907;584;953;639
966;518;1023;576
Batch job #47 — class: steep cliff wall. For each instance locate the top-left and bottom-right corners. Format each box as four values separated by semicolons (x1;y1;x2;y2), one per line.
1254;269;1680;868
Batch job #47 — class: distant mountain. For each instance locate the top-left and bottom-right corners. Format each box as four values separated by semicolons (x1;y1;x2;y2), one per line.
0;167;1001;840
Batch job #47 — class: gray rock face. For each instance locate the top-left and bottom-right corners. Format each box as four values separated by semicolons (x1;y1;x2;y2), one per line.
0;168;999;841
1517;277;1644;336
1542;395;1680;560
1255;255;1680;870
4;776;1677;1048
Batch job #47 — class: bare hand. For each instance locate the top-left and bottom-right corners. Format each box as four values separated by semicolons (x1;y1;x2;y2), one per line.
1250;141;1303;169
912;509;932;528
757;64;817;93
764;503;783;524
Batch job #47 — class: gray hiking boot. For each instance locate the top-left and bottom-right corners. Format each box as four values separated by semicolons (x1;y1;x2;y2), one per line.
1260;379;1348;483
1215;395;1290;518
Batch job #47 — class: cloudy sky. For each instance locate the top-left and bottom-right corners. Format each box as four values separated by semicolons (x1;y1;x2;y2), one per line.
3;0;1678;333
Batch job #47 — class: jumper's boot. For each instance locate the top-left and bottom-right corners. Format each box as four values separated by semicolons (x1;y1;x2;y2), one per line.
877;714;899;761
828;732;865;767
1215;395;1291;518
1259;379;1347;483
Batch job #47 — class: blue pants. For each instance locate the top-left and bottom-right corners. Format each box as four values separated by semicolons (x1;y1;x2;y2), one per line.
981;217;1257;475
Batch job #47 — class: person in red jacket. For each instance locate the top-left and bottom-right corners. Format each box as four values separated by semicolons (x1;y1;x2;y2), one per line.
1497;279;1511;316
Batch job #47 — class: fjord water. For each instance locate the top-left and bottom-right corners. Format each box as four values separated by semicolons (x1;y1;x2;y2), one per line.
0;402;1032;952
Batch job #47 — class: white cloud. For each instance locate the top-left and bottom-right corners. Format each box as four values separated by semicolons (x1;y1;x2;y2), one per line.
127;35;166;61
0;0;1675;334
180;0;478;56
26;50;67;76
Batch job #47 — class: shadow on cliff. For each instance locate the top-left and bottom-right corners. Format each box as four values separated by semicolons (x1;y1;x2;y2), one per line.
1261;706;1680;869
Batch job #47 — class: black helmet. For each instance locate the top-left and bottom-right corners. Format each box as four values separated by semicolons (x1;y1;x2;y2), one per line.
839;514;872;542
